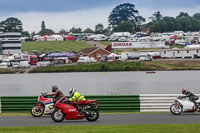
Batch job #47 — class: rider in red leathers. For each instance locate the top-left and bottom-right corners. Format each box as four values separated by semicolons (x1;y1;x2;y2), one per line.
47;85;65;102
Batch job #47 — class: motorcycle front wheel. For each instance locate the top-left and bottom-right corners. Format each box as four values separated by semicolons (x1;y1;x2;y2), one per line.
170;103;183;115
51;109;65;122
85;109;99;121
31;105;44;117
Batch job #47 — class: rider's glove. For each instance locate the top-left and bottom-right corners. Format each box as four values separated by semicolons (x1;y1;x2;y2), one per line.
178;96;182;99
43;94;48;98
63;98;70;104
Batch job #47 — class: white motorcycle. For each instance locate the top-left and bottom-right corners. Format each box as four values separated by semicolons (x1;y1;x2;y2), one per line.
170;95;200;115
31;92;55;117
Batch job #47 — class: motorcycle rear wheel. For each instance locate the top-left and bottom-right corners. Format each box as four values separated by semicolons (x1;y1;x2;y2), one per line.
31;105;44;117
170;104;183;115
85;109;99;121
51;109;65;122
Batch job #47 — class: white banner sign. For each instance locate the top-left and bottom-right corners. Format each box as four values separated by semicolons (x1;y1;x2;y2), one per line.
112;42;133;49
112;42;166;49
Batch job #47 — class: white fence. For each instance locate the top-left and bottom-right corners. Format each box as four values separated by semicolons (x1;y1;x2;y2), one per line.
140;94;200;112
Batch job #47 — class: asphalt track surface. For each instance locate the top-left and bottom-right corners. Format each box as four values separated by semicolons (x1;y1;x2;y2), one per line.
0;113;200;127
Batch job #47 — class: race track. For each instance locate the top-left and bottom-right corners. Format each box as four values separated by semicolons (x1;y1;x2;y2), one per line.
0;113;200;127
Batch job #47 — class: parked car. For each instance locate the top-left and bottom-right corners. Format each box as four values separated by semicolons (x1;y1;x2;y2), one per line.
36;61;50;67
54;57;72;64
118;37;127;42
11;62;20;68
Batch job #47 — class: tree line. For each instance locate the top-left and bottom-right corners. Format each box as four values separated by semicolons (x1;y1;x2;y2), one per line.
148;12;200;33
0;3;200;37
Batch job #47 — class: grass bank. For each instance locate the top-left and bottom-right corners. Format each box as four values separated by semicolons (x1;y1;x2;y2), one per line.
29;61;152;73
0;68;22;74
29;60;200;73
0;112;170;117
97;41;111;46
144;60;200;70
0;124;199;133
22;41;92;53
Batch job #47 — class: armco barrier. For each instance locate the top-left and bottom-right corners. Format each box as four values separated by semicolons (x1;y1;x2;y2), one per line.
140;94;200;112
0;97;1;113
0;95;140;113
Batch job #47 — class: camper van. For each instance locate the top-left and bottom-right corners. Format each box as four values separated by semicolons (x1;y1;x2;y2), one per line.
139;54;153;61
77;56;97;63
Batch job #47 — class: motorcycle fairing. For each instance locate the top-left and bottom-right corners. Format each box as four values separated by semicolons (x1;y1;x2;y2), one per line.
44;102;54;113
57;104;84;120
84;100;97;105
177;98;195;111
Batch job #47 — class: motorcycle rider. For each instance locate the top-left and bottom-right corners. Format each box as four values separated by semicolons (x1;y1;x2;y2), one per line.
182;88;199;110
47;85;65;102
67;88;86;114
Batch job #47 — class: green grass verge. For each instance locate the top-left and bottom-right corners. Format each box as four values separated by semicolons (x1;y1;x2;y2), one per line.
0;68;21;74
97;41;112;46
0;113;31;117
29;61;153;73
0;124;199;133
171;44;185;48
29;60;200;73
2;60;200;74
22;41;92;53
148;60;200;70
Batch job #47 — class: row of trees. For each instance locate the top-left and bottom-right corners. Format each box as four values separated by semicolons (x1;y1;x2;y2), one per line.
1;3;200;36
148;12;200;32
58;3;200;34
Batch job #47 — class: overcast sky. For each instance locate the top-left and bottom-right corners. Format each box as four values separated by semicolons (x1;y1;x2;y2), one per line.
0;0;199;33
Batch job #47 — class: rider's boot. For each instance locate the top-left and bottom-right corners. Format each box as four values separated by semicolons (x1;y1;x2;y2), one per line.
78;106;83;114
196;106;200;112
194;104;200;111
77;106;84;117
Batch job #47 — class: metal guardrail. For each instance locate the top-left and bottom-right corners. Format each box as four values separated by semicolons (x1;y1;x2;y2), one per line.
0;95;140;113
0;97;1;113
140;94;200;112
2;94;199;113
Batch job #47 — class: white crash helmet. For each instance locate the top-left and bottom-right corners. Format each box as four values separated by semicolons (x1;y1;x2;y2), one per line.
69;88;76;97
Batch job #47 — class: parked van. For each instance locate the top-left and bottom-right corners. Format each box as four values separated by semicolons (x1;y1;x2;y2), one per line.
77;56;91;63
19;61;30;68
2;59;11;67
0;62;8;68
139;54;152;61
77;56;96;63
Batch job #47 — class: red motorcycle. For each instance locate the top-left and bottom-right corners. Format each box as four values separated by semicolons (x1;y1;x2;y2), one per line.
51;97;99;122
31;92;55;117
